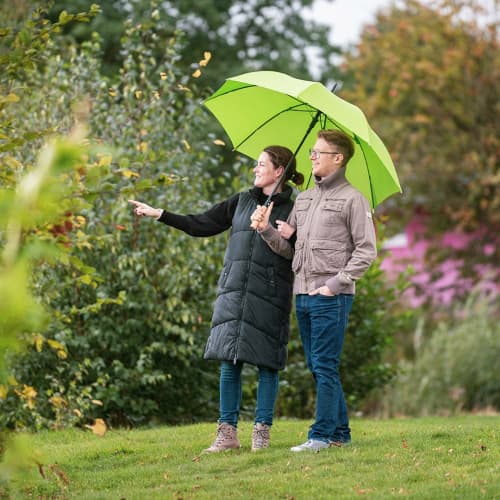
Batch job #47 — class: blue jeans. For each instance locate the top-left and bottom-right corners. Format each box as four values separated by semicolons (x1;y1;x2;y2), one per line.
295;293;354;443
219;361;279;427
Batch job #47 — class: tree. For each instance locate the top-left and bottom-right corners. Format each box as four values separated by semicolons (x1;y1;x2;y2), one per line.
0;3;234;429
2;2;413;429
46;0;340;85
340;0;499;273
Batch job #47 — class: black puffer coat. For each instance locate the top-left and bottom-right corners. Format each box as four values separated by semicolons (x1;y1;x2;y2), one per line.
158;185;295;370
204;187;294;370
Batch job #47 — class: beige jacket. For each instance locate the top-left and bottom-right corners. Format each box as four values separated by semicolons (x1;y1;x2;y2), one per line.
259;168;377;295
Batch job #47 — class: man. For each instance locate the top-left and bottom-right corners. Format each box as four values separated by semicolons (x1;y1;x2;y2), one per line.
252;129;377;452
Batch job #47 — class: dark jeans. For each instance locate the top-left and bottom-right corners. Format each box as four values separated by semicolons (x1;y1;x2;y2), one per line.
295;293;354;443
219;361;279;428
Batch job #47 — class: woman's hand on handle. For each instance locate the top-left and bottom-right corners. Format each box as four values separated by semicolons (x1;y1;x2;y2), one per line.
250;202;273;231
128;199;162;219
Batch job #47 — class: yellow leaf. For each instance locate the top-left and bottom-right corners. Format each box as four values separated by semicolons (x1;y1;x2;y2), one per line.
57;350;68;360
153;91;160;100
138;141;148;152
33;333;45;352
16;385;37;409
160;72;167;80
73;408;83;418
49;395;67;408
121;169;140;179
85;418;107;436
75;215;86;227
192;69;201;78
91;399;103;406
4;93;20;103
213;139;225;146
135;90;143;99
199;51;212;67
98;154;112;167
0;385;7;399
47;339;65;351
108;88;116;97
181;140;191;151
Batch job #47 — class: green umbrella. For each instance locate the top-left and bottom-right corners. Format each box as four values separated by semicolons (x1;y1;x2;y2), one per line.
204;70;401;209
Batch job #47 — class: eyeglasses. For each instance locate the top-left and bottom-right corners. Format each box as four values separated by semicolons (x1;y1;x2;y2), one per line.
308;149;341;159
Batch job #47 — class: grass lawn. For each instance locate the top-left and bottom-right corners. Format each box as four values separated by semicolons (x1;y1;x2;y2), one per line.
3;416;499;499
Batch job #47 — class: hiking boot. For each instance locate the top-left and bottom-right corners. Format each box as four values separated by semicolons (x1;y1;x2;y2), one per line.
251;423;270;451
203;423;241;453
290;439;329;452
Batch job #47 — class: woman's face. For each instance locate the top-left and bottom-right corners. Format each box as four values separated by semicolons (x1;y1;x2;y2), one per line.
253;152;281;191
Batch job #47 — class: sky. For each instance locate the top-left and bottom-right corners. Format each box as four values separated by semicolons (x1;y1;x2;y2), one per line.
305;0;391;47
304;0;393;48
302;0;394;78
304;0;498;48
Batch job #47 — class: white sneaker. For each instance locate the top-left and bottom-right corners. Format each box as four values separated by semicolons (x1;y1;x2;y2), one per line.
290;439;329;452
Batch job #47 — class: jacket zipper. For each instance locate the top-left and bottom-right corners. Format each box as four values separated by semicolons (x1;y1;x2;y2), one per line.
234;225;257;364
303;187;324;287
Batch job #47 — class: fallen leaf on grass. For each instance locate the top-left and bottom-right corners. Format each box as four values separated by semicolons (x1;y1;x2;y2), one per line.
356;488;374;495
85;418;107;436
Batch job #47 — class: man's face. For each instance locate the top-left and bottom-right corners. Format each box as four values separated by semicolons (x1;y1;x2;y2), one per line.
310;138;343;178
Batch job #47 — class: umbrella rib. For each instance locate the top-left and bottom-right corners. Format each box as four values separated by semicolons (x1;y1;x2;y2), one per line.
353;135;376;208
232;102;315;150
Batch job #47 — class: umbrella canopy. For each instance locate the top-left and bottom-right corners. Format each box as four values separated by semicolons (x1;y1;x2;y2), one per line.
203;70;401;209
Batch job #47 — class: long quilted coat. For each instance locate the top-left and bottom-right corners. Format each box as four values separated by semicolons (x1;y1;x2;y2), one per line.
203;188;294;370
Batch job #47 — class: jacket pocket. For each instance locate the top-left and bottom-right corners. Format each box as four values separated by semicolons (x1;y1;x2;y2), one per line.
217;262;232;290
266;267;277;297
295;198;312;226
321;199;345;225
310;240;347;273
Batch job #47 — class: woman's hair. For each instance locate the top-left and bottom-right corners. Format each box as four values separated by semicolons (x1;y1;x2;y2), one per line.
263;145;304;187
317;129;355;167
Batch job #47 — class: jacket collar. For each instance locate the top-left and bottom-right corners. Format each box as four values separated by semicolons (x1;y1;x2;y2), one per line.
314;167;348;190
249;184;293;205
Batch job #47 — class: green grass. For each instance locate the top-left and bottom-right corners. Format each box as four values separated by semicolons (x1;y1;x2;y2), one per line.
4;416;499;499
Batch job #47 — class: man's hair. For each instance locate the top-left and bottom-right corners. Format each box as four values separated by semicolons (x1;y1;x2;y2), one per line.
317;130;355;167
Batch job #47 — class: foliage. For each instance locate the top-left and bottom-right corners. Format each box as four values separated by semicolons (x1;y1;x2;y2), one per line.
340;0;499;272
5;417;499;498
0;0;104;464
0;115;96;496
2;2;414;431
1;4;229;430
46;0;339;86
384;295;500;416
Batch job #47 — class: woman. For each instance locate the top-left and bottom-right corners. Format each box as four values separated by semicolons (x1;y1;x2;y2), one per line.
129;146;304;452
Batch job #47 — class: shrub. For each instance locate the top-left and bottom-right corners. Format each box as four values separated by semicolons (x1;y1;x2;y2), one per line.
384;295;500;416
